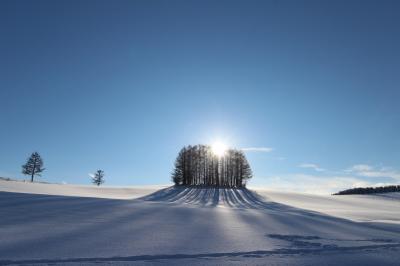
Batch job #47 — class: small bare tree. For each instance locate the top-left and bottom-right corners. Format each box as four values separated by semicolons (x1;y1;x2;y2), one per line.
92;170;105;186
22;152;45;182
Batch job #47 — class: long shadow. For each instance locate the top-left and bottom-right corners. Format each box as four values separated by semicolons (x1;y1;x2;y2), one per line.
2;188;400;264
138;186;400;237
139;186;312;213
1;241;400;265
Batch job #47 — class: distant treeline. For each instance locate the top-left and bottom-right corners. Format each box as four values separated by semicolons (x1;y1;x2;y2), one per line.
334;185;400;195
172;145;252;187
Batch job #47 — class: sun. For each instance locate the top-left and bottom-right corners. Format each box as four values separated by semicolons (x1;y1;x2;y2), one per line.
211;141;227;157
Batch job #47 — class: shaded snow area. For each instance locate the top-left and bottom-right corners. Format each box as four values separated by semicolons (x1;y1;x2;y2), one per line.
1;181;400;265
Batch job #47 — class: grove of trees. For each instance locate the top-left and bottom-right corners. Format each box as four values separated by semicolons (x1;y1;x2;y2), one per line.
334;185;400;195
172;144;252;187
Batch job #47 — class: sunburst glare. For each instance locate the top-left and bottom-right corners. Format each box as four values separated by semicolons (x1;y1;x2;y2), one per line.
211;141;227;157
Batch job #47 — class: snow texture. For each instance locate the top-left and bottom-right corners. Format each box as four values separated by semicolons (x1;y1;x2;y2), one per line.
0;180;399;265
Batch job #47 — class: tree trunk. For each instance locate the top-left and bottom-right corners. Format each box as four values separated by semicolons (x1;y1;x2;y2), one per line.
31;157;37;182
31;165;35;182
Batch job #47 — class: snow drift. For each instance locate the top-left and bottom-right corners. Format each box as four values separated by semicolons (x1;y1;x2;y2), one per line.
0;180;400;265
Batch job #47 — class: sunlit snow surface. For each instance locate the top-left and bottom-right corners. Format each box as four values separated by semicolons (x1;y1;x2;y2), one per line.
0;180;400;265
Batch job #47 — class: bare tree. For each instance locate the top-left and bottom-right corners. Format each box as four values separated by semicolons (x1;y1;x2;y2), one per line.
171;145;253;187
172;149;185;185
22;152;45;182
92;170;105;186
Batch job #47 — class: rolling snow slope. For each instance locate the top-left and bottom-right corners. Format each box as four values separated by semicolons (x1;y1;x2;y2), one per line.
0;179;164;199
0;180;400;265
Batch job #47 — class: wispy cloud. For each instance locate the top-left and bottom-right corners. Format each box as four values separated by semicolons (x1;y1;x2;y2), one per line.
346;164;400;181
241;147;273;152
250;174;384;195
347;164;373;172
248;163;400;195
298;163;325;172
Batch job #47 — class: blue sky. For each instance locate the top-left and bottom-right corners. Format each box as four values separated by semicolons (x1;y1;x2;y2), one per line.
1;0;399;193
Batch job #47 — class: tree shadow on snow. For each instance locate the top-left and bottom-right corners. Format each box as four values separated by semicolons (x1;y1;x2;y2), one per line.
139;186;317;212
1;241;400;265
1;189;400;265
138;186;400;237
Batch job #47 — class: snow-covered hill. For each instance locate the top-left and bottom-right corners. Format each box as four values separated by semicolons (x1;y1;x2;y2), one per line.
0;179;165;199
0;180;400;265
